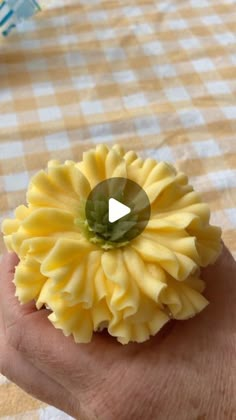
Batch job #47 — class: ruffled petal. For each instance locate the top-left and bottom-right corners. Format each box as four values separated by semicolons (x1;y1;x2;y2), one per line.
105;148;127;178
22;208;76;235
108;301;169;344
130;158;157;186
123;247;167;300
48;305;94;343
101;249;140;316
47;162;91;201
143;161;176;188
27;168;84;212
123;150;139;165
146;208;222;266
41;237;96;274
14;257;47;303
19;237;56;261
132;237;198;280
160;275;209;319
2;205;32;252
77;148;107;188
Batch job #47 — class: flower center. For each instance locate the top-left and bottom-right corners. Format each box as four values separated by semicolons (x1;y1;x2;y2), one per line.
75;193;137;249
75;177;151;250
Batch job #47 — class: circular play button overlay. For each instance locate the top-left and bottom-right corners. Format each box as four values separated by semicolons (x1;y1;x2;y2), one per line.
85;177;151;246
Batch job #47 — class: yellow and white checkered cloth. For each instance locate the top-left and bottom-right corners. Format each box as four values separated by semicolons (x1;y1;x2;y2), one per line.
0;0;235;418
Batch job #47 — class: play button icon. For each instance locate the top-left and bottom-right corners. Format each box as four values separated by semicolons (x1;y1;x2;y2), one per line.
85;177;151;246
108;198;131;223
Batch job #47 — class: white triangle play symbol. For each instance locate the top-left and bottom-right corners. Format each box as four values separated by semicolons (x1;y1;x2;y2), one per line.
108;198;131;223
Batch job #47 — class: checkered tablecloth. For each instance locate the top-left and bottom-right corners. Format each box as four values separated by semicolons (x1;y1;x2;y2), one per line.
0;0;236;418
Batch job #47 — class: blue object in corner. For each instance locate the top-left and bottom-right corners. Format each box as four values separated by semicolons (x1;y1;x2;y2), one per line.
0;0;41;36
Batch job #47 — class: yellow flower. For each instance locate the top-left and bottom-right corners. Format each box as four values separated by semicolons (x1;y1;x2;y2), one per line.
1;144;222;344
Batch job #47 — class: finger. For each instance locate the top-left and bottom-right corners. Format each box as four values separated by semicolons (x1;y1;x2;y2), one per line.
6;307;117;384
0;260;80;419
0;254;119;394
0;344;80;418
0;251;19;274
0;253;37;331
198;244;236;329
201;244;236;306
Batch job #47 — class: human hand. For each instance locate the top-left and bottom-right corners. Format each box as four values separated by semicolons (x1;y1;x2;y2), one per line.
0;245;235;420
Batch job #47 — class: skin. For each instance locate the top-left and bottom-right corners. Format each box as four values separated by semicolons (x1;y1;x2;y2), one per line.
0;245;235;420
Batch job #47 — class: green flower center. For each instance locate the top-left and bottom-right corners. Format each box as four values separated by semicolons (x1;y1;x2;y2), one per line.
75;178;151;250
75;193;138;249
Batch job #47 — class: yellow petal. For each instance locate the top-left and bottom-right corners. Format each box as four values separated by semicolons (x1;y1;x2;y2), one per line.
160;278;209;319
27;170;79;211
41;237;96;274
132;237;197;280
105;148;127;178
48;164;90;201
15;205;31;220
22;208;76;235
123;247;167;300
123;150;138;165
1;219;20;235
101;249;140;315
92;300;112;330
14;257;47;304
143;161;176;188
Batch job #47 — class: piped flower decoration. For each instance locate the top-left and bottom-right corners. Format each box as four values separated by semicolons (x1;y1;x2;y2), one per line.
1;144;222;344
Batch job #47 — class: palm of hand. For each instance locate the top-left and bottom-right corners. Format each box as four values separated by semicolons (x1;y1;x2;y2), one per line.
0;246;235;420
